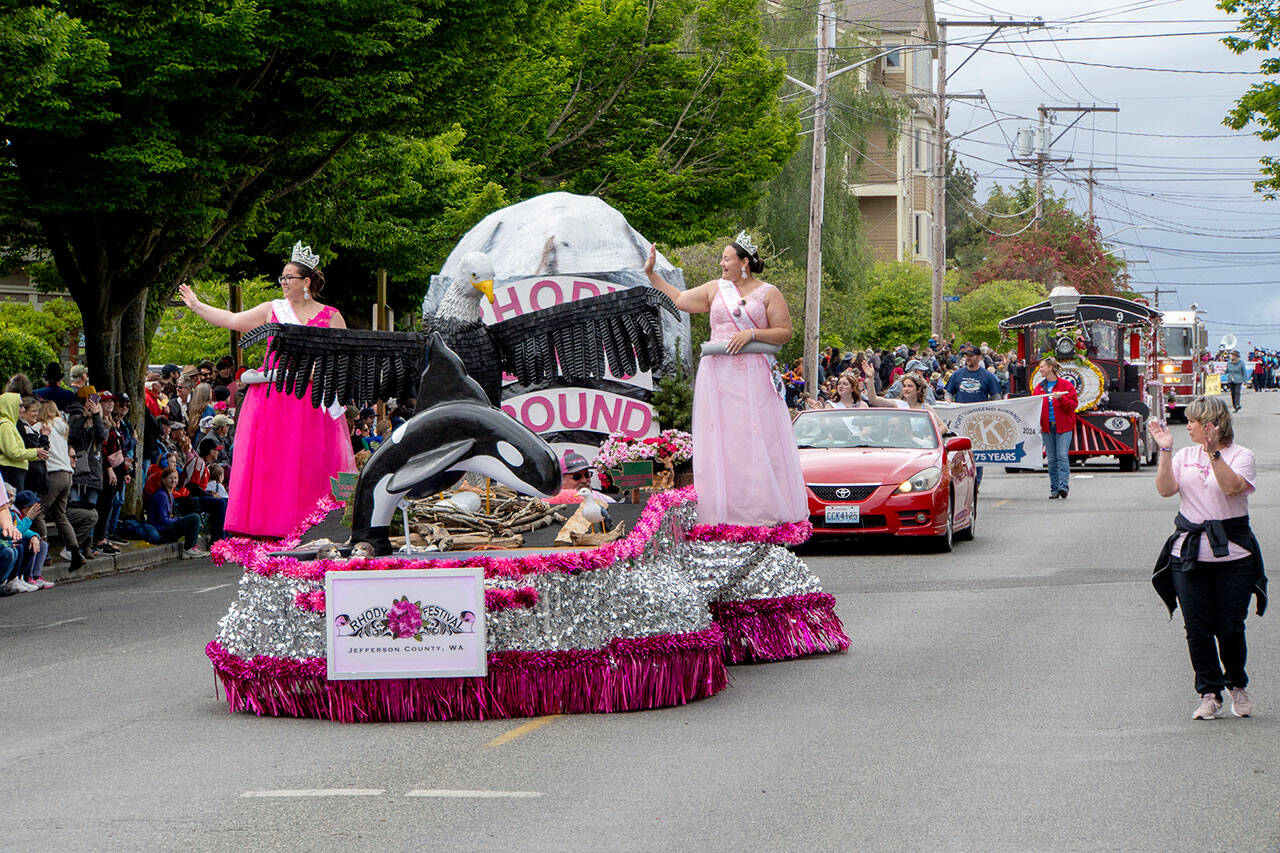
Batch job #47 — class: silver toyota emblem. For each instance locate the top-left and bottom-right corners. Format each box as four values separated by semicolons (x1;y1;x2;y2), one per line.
835;487;851;498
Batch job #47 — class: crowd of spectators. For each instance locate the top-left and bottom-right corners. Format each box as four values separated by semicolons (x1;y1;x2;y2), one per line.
782;339;1018;415
1;351;427;598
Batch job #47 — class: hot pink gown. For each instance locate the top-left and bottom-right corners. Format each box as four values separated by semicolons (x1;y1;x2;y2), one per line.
692;281;807;525
226;300;357;538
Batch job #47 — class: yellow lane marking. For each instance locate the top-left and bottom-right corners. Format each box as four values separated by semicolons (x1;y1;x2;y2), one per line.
485;715;560;748
993;499;1011;508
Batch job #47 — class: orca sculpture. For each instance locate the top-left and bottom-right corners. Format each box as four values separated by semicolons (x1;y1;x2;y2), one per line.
350;332;561;555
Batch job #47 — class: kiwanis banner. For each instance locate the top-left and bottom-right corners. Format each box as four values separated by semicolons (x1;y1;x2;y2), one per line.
932;396;1045;469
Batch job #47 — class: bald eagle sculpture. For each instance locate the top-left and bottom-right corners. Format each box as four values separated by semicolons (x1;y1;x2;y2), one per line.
239;251;677;409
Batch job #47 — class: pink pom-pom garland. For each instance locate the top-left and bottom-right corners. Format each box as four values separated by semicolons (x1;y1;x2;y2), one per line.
215;486;812;582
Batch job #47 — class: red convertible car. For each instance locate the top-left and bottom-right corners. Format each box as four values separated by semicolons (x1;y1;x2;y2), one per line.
793;408;978;550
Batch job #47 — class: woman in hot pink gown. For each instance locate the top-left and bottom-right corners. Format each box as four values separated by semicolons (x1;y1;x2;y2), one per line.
177;247;356;537
644;237;807;525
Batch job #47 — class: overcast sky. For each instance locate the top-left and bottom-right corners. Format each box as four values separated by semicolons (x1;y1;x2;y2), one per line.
930;0;1280;349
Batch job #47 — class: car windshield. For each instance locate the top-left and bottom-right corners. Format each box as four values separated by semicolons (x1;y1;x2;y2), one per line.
793;410;938;449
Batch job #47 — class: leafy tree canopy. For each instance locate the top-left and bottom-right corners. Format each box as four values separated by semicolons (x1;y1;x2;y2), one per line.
854;262;933;348
1221;0;1280;195
0;298;82;356
958;179;1127;294
950;279;1046;349
467;0;800;246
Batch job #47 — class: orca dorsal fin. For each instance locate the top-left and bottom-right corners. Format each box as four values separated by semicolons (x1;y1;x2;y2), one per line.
415;332;492;413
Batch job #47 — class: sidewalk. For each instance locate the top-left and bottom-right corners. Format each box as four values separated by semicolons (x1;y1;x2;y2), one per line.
41;540;189;585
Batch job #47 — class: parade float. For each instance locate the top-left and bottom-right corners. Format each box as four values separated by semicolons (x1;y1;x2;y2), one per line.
1000;285;1162;470
206;194;848;723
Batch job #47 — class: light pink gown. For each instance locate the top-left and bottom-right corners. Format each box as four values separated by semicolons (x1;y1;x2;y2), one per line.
226;301;356;538
692;282;807;525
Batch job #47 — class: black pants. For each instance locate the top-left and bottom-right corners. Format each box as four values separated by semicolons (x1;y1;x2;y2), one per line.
157;514;201;550
1171;557;1256;698
1225;382;1242;410
178;495;226;542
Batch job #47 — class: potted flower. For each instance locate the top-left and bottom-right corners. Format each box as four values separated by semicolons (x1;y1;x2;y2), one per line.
596;429;693;491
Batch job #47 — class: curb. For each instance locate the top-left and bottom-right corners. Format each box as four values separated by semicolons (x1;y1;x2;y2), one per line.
41;542;186;585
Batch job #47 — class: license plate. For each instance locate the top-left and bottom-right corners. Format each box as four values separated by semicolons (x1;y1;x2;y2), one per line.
824;505;861;524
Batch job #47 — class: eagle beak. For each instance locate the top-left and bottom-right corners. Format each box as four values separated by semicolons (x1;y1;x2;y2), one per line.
473;278;495;304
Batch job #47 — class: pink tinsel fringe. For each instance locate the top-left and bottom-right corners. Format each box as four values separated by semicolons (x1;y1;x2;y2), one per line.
710;593;850;664
224;485;812;582
207;629;729;722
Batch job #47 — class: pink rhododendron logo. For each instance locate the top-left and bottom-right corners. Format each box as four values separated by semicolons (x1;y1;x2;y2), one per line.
386;596;424;639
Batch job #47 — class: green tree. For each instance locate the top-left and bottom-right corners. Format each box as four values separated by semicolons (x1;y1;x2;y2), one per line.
0;0;543;399
854;262;932;348
0;330;57;384
461;0;800;246
945;151;987;270
745;7;903;294
950;279;1046;348
962;180;1126;294
1221;0;1280;196
150;277;278;366
0;299;82;355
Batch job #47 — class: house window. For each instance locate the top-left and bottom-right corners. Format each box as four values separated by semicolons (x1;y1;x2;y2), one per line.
913;131;931;173
884;45;902;71
914;212;932;258
912;47;932;91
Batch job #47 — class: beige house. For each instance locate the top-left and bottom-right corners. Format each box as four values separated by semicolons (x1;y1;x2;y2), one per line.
844;0;939;269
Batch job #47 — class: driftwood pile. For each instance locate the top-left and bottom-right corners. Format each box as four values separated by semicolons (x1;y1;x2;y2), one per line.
391;485;565;551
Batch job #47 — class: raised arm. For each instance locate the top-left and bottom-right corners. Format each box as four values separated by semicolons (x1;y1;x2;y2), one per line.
178;284;275;333
859;363;894;408
643;245;713;314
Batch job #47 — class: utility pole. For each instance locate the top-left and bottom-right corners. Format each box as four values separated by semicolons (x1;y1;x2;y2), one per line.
932;18;1045;337
1064;165;1118;223
802;0;832;393
1012;104;1118;226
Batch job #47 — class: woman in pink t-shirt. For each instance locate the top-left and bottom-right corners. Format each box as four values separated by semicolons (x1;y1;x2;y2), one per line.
1149;396;1266;721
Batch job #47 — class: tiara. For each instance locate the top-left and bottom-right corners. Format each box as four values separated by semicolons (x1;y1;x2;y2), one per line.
734;230;758;257
290;241;320;269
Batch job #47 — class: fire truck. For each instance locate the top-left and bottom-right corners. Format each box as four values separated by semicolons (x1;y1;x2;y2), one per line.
1156;307;1209;421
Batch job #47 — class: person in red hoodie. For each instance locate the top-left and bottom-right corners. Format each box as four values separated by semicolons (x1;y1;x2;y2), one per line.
1033;357;1079;500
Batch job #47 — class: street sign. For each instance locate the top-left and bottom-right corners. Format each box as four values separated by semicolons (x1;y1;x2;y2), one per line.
943;296;961;303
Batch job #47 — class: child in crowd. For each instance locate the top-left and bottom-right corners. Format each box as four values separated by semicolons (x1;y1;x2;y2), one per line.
11;490;51;589
207;464;229;499
0;486;31;594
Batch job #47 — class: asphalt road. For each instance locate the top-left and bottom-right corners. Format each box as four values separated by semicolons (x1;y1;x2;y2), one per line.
2;394;1277;851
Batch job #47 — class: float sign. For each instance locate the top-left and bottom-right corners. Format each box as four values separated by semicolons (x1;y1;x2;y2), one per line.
329;471;358;501
325;568;486;680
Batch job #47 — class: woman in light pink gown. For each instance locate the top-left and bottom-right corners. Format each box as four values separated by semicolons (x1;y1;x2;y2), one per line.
644;238;807;525
177;247;356;537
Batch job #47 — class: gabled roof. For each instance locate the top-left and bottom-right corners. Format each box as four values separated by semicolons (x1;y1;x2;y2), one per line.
842;0;938;42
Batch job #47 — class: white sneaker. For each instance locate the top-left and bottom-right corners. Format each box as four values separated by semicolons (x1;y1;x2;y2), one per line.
1193;693;1222;720
14;578;39;592
59;548;72;561
184;548;209;559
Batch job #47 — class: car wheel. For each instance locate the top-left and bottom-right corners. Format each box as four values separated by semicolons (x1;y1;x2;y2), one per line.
955;492;976;542
932;497;954;552
1119;453;1137;472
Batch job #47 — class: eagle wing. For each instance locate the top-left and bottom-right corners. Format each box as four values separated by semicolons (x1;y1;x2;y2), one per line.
238;323;425;409
487;287;678;387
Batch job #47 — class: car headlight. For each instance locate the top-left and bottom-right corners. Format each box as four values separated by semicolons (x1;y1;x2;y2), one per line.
1161;363;1176;374
895;466;942;494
